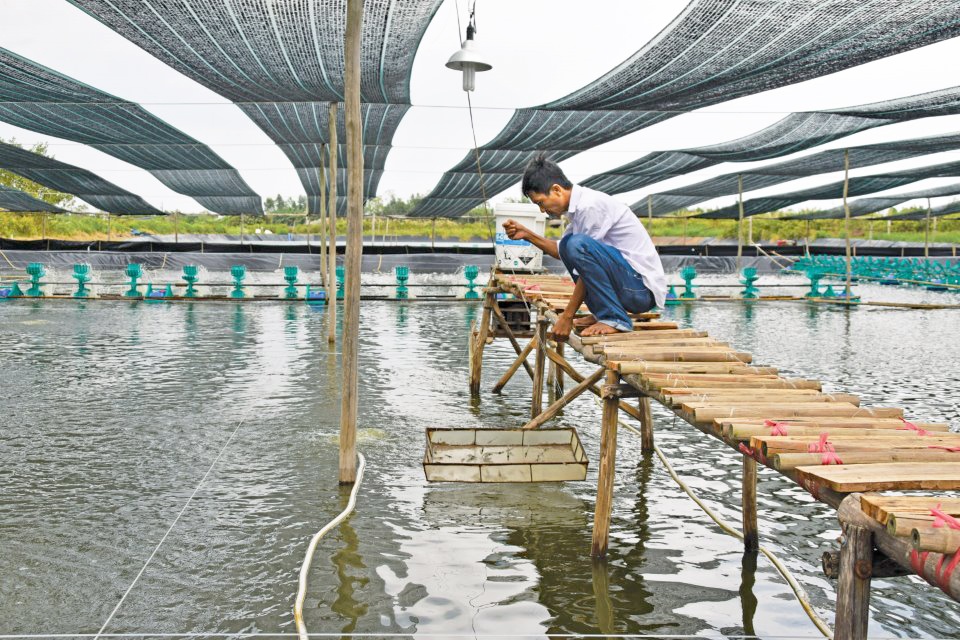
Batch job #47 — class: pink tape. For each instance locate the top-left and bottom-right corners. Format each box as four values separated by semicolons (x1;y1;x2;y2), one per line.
807;432;842;465
764;419;789;436
911;549;929;575
898;418;930;436
929;445;960;453
931;505;960;531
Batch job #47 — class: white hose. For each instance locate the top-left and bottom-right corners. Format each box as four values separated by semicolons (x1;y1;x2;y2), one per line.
294;452;366;640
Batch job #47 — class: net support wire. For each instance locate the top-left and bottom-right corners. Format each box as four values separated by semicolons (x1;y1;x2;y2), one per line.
294;451;366;640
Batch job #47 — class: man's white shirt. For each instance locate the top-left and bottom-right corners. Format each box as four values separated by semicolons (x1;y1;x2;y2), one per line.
561;185;667;308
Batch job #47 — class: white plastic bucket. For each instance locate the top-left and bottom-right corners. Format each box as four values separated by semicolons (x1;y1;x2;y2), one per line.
494;203;548;271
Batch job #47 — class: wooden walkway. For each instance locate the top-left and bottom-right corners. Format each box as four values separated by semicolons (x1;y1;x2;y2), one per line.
471;272;960;640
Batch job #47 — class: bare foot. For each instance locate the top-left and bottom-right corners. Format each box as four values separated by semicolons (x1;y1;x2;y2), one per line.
580;321;622;337
573;314;597;328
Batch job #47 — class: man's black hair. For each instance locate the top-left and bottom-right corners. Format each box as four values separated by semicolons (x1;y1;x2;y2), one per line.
521;153;572;196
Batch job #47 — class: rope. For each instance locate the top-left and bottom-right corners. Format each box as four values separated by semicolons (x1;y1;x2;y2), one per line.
594;396;834;638
294;452;366;640
93;414;251;640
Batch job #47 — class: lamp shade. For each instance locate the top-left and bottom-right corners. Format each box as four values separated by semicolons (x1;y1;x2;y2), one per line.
446;34;492;92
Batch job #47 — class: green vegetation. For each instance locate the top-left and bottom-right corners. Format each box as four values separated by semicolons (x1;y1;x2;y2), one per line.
1;186;957;243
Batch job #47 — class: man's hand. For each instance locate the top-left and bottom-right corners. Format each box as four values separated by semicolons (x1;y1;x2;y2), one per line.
502;219;531;241
550;313;573;343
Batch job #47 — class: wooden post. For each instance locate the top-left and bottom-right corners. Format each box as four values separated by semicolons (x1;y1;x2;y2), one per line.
319;145;328;287
925;197;931;259
431;218;436;251
592;369;620;558
555;342;565;396
338;0;363;485
240;211;244;246
682;216;688;245
531;316;548;418
639;396;654;454
174;211;179;244
107;213;112;242
41;213;47;242
742;456;759;552
327;103;339;344
834;523;873;640
843;149;852;299
647;195;653;231
470;290;494;394
737;174;744;273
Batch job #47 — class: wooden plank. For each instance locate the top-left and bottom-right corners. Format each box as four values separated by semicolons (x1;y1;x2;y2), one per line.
645;376;819;390
686;403;901;422
725;424;951;441
797;462;960;492
615;362;776;375
757;433;960;456
663;390;859;408
860;495;960;524
580;329;706;344
775;449;960;471
594;338;726;350
605;350;753;363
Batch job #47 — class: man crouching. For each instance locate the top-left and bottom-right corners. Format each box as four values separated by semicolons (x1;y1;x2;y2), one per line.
502;154;666;340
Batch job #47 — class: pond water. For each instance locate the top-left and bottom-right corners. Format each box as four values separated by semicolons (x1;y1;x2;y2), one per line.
1;272;959;638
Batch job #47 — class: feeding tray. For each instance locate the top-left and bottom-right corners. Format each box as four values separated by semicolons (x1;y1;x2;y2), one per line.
423;427;588;483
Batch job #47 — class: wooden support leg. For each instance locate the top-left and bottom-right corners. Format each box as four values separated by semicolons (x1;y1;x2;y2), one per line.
522;366;606;430
835;524;873;640
470;291;494;395
742;456;759;552
544;346;643;422
491;302;534;379
492;336;536;393
639;396;654;454
592;369;620;558
546;351;557;403
555;342;565;396
531;317;548;418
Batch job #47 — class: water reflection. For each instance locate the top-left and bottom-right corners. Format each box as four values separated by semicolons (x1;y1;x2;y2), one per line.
331;488;368;637
739;551;758;635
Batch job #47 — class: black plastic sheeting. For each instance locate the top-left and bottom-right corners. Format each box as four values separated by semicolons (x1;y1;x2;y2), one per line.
2;238;955;264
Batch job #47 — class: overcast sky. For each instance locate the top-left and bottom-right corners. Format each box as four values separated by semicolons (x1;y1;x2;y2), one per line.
3;0;960;215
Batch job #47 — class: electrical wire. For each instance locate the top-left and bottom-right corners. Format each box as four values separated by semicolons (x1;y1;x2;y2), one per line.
293;452;366;640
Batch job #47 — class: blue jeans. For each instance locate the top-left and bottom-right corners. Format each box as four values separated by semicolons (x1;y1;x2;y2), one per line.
558;233;655;332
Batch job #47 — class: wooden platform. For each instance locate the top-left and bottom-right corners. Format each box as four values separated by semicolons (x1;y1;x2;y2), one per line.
485;272;960;615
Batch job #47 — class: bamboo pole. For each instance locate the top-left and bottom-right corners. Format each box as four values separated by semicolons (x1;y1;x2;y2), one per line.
737;174;744;272
531;317;548;418
470;290;494;394
240;212;244;246
492;335;536;393
925;197;931;259
107;213;112;242
431;218;436;251
843;149;852;299
174;211;179;244
639;396;654;454
647;195;653;231
592;369;620;558
742;456;759;551
327;103;339;344
555;342;565;396
319;145;328;287
41;213;46;242
338;0;363;485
